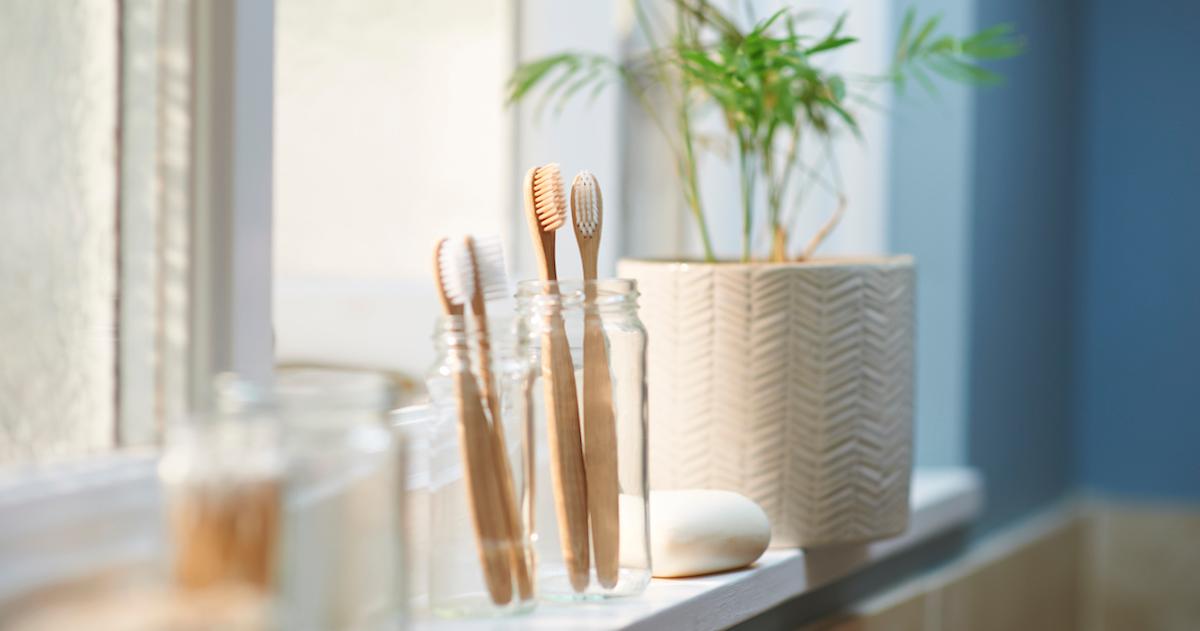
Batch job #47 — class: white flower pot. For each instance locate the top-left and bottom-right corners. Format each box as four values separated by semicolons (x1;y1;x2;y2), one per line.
617;256;915;547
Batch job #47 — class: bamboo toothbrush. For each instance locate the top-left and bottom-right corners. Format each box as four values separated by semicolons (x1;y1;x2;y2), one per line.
434;238;513;605
570;171;621;588
523;164;591;592
465;234;534;601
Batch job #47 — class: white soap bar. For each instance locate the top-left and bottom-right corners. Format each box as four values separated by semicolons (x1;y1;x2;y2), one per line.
626;489;771;578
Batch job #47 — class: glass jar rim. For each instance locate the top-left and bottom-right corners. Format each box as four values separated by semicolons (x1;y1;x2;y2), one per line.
515;279;640;315
273;368;395;413
431;314;521;357
514;278;638;297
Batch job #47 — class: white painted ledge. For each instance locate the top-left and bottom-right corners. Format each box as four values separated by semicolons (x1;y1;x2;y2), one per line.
415;468;982;631
0;460;979;630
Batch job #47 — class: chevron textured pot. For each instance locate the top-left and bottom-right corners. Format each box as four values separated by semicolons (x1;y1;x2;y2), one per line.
616;256;915;548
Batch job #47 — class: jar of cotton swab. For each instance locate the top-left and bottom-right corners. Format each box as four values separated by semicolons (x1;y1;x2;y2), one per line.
158;376;284;626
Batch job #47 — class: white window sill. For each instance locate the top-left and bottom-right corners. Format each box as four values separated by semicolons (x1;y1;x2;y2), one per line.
414;468;982;631
1;460;979;630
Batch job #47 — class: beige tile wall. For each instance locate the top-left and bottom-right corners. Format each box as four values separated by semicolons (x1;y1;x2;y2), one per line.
799;501;1200;631
932;517;1082;631
800;584;932;631
1081;503;1200;631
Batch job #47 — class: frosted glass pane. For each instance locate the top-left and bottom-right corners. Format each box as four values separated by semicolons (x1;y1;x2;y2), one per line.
274;0;512;281
0;1;119;464
273;0;513;378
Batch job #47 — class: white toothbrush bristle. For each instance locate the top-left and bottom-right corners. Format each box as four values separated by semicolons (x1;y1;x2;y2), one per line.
570;171;601;238
437;237;473;306
531;164;566;231
470;234;509;301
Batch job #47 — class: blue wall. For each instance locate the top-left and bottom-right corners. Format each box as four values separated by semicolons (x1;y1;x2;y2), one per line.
889;0;977;469
1075;0;1200;499
894;0;1199;528
966;0;1083;530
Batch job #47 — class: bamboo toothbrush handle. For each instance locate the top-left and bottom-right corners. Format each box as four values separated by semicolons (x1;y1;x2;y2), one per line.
582;306;620;588
485;397;535;601
542;318;591;592
453;370;514;605
474;323;534;601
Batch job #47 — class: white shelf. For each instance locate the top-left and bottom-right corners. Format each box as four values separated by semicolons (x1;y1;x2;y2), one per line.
414;468;982;631
1;460;979;630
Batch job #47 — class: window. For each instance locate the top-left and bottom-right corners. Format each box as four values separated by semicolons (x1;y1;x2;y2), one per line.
273;0;521;383
272;0;896;397
2;0;905;460
1;0;267;464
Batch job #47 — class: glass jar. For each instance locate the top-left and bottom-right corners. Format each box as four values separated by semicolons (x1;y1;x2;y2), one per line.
390;404;434;614
158;377;286;629
159;418;284;603
425;316;537;618
516;279;651;600
273;370;405;631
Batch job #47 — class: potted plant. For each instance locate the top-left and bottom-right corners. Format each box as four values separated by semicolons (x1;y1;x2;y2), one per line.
509;3;1020;547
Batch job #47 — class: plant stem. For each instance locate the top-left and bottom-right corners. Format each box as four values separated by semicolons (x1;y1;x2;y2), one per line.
796;139;846;260
681;119;716;261
633;0;716;262
673;4;716;262
781;160;839;237
800;195;846;260
775;123;803;215
763;147;778;261
767;124;803;261
766;184;786;262
737;137;757;262
620;67;716;261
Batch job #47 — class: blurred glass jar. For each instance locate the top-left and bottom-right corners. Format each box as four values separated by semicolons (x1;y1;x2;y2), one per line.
159;417;284;597
516;279;651;601
425;316;536;618
272;369;405;631
390;404;434;614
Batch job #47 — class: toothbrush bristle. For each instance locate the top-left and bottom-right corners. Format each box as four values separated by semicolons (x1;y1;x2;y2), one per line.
570;171;601;238
470;235;509;302
436;237;473;306
531;164;566;231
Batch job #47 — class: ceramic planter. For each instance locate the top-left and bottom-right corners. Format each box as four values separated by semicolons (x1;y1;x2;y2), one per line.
617;256;915;547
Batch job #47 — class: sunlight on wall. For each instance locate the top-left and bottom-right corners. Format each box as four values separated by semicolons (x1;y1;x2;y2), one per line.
0;1;118;464
273;0;514;377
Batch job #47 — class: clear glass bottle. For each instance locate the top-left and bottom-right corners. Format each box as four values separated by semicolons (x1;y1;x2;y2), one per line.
425;316;537;618
516;279;651;600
